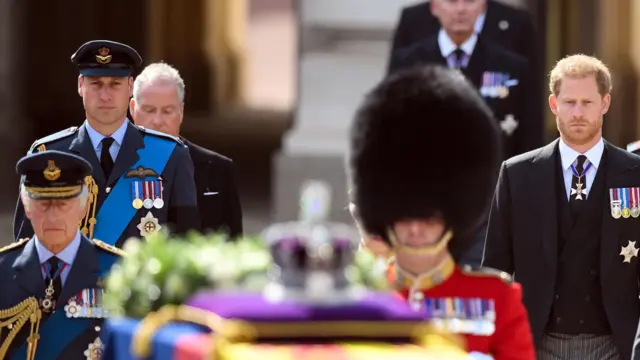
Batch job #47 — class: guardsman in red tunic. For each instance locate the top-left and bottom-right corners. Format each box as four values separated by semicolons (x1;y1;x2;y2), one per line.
346;65;535;360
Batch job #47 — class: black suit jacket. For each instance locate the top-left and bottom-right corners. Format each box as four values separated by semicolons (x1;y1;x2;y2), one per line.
183;138;243;238
389;35;543;159
13;122;201;247
484;139;640;360
389;0;537;70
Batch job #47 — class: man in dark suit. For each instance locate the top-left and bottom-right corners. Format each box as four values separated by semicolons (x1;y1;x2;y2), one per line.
483;54;638;360
389;0;543;267
389;0;544;131
129;62;243;237
389;0;542;157
13;40;201;248
1;150;125;359
389;0;537;71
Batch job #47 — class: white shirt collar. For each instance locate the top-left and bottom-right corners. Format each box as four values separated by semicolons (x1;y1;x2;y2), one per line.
84;119;129;151
35;229;82;266
475;12;486;33
437;29;478;58
559;137;605;171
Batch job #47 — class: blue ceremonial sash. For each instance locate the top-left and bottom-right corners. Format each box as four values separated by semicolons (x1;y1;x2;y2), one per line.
13;253;119;360
93;135;176;246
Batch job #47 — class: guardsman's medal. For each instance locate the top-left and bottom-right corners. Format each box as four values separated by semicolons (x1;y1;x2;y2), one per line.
409;291;424;312
131;181;143;209
632;187;640;218
153;180;164;209
415;297;496;336
622;188;632;218
610;188;622;219
143;181;154;209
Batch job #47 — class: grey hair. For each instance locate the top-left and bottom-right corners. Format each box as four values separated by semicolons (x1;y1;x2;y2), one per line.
21;185;89;211
133;62;186;103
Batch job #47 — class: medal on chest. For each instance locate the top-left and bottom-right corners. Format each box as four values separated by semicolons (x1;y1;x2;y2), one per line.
408;294;496;336
570;160;592;201
39;261;68;313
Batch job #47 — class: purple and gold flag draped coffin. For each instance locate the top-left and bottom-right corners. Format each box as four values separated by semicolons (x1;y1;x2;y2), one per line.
103;292;469;359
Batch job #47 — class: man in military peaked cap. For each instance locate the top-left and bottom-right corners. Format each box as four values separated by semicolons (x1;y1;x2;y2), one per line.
20;150;92;200
347;65;535;359
13;40;201;249
0;150;125;360
71;40;143;77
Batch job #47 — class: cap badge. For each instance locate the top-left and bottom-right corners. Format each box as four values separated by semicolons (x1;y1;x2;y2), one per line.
95;47;112;64
43;160;61;181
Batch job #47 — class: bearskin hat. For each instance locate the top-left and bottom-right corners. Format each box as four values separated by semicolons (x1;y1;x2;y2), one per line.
348;65;502;260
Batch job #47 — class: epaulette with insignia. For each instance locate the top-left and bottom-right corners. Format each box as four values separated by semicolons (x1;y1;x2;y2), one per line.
136;125;184;146
28;126;79;153
461;265;513;284
627;140;640;154
93;239;127;257
0;238;30;254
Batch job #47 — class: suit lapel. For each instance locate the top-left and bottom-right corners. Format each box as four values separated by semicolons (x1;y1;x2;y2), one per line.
106;122;144;187
57;236;100;308
12;238;46;299
424;37;448;67
69;124;105;186
479;1;499;39
601;142;639;281
530;140;560;266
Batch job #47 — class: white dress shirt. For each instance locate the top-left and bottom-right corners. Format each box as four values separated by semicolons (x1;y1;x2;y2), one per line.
475;13;486;34
84;119;129;161
35;230;82;287
437;29;478;69
558;138;605;200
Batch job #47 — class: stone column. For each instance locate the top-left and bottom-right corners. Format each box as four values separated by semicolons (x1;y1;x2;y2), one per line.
0;0;26;214
595;0;636;145
272;0;418;222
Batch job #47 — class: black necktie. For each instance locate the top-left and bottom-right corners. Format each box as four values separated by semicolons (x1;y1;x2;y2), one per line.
569;155;588;216
100;137;115;178
47;257;63;302
453;48;466;69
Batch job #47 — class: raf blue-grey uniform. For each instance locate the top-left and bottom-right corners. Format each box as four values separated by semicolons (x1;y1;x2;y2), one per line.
13;40;201;248
0;150;125;360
